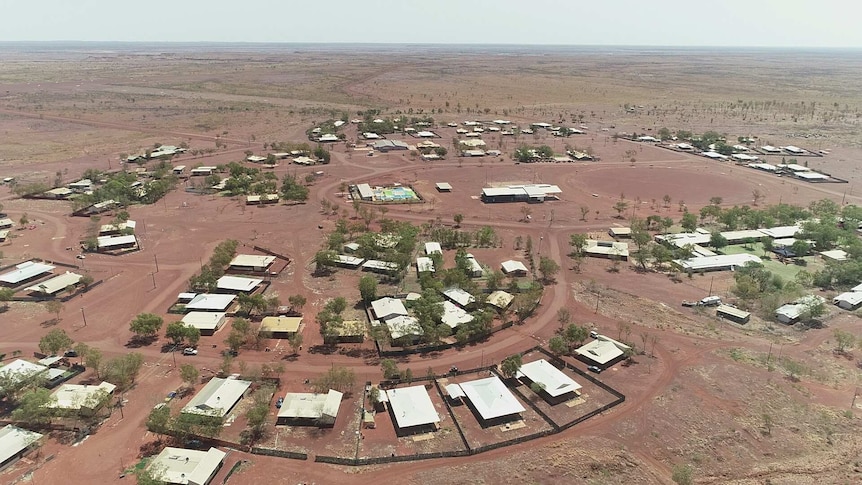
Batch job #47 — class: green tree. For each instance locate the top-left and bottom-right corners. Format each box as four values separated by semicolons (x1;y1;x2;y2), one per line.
358;275;378;304
680;211;698;232
549;336;568;355
130;313;164;337
709;232;728;251
563;324;589;348
165;322;189;345
311;366;355;394
612;200;629;218
834;329;856;353
0;287;13;311
500;354;523;379
671;464;694;485
11;388;55;425
45;300;63;321
453;213;464;227
288;294;307;313
381;359;400;379
102;353;144;390
145;405;171;435
180;364;199;388
538;256;560;283
287;332;303;355
39;328;74;355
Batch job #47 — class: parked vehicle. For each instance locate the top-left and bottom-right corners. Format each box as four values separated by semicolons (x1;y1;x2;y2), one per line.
275;397;284;408
587;365;602;374
182;347;198;355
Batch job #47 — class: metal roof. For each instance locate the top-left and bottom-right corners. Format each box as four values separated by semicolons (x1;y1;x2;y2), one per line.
516;359;582;397
459;375;525;420
183;378;251;417
386;385;440;429
0;261;55;284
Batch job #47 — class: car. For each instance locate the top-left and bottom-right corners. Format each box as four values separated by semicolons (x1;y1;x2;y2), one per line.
76;254;86;259
275;397;284;408
182;348;198;355
63;349;78;357
589;331;598;339
587;365;602;374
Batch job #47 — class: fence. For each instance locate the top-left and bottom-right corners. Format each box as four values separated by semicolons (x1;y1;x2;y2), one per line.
249;447;307;461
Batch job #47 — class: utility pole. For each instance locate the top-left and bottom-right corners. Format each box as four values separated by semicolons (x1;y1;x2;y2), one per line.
81;307;88;327
154;254;159;273
150;272;156;289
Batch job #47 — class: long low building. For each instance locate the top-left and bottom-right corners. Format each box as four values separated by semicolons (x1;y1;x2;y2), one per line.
385;385;440;435
833;292;862;310
673;254;762;272
181;312;227;335
584;240;629;260
716;304;751;324
24;271;83;296
185;294;236;312
229;254;276;272
481;184;562;203
459;375;525;423
259;316;303;338
0;425;43;470
0;261;55;286
97;234;138;251
182;377;252;418
149;446;226;485
215;275;262;293
516;359;581;403
46;381;116;412
276;389;343;426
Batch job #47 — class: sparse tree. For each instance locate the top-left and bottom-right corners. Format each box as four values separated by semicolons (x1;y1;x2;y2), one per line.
538;256;560;283
834;329;856;353
180;364;199;388
45;300;63;321
130;313;163;338
358;275;378;304
500;354;523;379
39;328;73;356
453;213;464;227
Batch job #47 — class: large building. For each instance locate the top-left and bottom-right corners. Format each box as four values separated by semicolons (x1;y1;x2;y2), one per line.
24;272;83;296
181;312;227;336
480;184;562;203
0;425;43;470
46;381;116;413
182;378;251;418
574;335;631;369
0;261;55;287
148;447;226;485
516;359;582;404
258;316;303;338
457;375;525;424
276;389;343;426
385;385;440;435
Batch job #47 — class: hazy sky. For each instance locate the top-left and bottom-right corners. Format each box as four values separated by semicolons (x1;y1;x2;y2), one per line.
0;0;858;47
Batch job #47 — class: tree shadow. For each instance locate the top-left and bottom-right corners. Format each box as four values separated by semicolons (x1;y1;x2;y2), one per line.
308;345;337;355
125;335;157;348
40;318;60;328
281;354;299;362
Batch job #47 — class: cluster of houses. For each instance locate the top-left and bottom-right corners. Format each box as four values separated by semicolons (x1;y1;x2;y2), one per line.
0;260;87;299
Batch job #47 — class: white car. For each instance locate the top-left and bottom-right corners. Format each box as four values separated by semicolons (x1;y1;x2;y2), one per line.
182;348;198;356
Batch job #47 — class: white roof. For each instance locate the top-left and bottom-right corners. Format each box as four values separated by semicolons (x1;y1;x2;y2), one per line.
784;163;810;172
386;385;440;429
516;359;582;397
656;232;711;247
229;254;275;269
386;315;423;340
0;218;13;228
318;133;339;142
796;172;830;180
425;242;442;254
460;138;486;147
0;230;8;241
416;131;436;137
435;182;452;191
459;375;525;420
362;260;399;272
97;234;137;248
0;359;48;386
702;151;729;159
851;283;862;293
356;183;374;199
486;290;514;309
99;220;137;234
183;378;251;417
782;145;804;153
442;287;476;307
150;447;226;485
185;294;236;311
732;153;759;161
181;312;227;330
24;271;82;295
833;292;862;306
674;254;762;271
336;254;365;267
575;335;631;365
759;226;800;239
445;383;466;399
748;163;777;171
277;390;343;421
761;145;781;152
440;301;474;329
0;425;43;466
584;240;629;257
416;256;435;273
216;275;262;292
501;260;528;274
721;229;767;243
0;261;55;285
370;297;408;320
47;382;116;410
821;249;848;262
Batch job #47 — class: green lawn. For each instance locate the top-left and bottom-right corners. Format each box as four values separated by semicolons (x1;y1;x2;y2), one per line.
720;243;822;281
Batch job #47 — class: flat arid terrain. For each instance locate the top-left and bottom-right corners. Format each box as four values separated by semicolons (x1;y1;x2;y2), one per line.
1;44;862;485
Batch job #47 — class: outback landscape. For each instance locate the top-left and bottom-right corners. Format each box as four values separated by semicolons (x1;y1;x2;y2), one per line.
0;43;862;485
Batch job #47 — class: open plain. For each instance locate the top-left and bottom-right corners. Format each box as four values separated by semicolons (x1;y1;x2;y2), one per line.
1;44;862;484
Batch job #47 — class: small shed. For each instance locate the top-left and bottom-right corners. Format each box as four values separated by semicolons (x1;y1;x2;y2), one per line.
716;304;751;324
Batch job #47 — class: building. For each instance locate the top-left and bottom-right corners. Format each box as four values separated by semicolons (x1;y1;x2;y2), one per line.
500;260;528;276
23;272;83;296
716;305;751;324
0;230;8;242
0;359;48;389
371;140;409;152
318;133;339;143
172;165;186;175
759;226;800;239
334;254;365;269
833;292;862;310
574;335;631;369
245;194;279;205
0;218;13;229
385;385;440;435
673;254;762;272
732;153;759;162
185;294;236;312
416;256;435;275
608;227;631;239
361;260;399;275
775;296;826;324
259;316;303;338
384;315;423;343
276;390;343;426
782;145;805;154
190;166;217;176
584;240;629;260
355;183;374;201
228;254;276;273
0;425;43;470
464;253;483;277
458;375;525;424
181;312;227;336
215;275;262;293
43;187;74;199
182;378;252;418
99;220;137;236
435;182;452;192
442;287;476;308
481;184;562;204
702;151;729;160
821;249;848;262
68;179;93;193
424;242;443;255
459;138;487;148
486;290;514;310
761;145;782;153
46;381;116;413
0;261;55;287
440;300;474;329
148;446;226;485
516;359;582;404
370;297;408;321
96;234;139;252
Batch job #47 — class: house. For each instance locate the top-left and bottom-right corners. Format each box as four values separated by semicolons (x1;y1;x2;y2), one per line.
24;272;83;296
245;194;279;205
276;389;343;426
608;227;631;239
584;240;629;260
486;290;514;310
424;242;443;255
258;316;303;338
748;162;778;172
833;292;862;310
0;425;43;470
761;145;782;153
673;254;762;272
716;304;751;324
442;287;476;308
190;166;218;176
464;253;483;277
775;296;826;324
702;151;729;160
782;145;805;154
0;261;55;287
172;165;186;175
292;156;315;166
229;254;276;273
148;446;226;485
215;275;262;293
0;359;48;390
361;260;399;275
459;375;525;424
0;230;7;242
416;257;435;275
637;135;659;142
246;155;267;163
459;138;486;148
318;134;339;143
501;260;528;276
68;179;93;193
440;301;473;329
732;153;759;162
334;254;365;269
371;140;409;152
185;294;236;312
343;242;360;253
384;315;423;343
46;381;116;413
0;218;13;230
99;220;137;236
796;172;831;181
182;378;252;418
43;187;74;199
574;335;631;368
516;359;582;404
759;225;800;239
385;385;440;435
462;149;486;157
181;312;227;336
370;298;408;321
